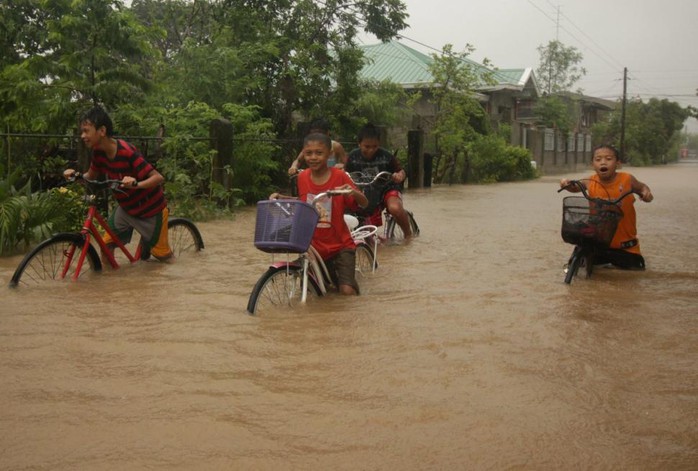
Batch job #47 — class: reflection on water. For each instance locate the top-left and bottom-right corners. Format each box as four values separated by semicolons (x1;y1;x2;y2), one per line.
0;164;696;469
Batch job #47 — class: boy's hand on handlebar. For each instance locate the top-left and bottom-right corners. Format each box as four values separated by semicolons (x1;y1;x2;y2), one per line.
63;169;80;180
332;184;354;195
121;176;137;188
559;179;582;193
638;187;653;203
392;171;405;184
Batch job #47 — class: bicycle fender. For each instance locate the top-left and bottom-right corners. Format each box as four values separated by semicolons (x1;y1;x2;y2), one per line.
269;260;302;270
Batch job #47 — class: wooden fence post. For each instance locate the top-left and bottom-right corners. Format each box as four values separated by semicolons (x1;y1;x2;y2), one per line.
407;129;424;189
210;118;234;192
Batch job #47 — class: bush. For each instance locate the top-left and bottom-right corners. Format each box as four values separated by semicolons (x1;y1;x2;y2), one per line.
468;135;536;183
0;173;84;255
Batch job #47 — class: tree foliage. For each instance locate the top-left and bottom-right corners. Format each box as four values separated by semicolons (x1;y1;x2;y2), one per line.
534;95;574;137
534;40;586;140
428;44;493;183
0;0;159;133
591;97;691;165
0;0;409;200
468;134;536;183
536;40;585;95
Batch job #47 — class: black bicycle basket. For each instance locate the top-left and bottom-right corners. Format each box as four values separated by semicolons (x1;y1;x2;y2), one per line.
561;196;623;246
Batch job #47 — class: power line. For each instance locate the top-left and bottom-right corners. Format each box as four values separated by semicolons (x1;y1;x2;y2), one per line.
527;0;622;73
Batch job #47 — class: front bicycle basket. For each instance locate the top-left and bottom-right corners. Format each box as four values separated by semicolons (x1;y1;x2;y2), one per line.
561;196;623;246
254;200;319;253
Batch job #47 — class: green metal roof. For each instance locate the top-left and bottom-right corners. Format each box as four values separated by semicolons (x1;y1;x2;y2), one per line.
495;69;529;86
359;41;434;87
359;40;516;89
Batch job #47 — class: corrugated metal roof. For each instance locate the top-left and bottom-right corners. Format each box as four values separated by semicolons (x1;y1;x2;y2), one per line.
359;40;515;88
360;41;434;86
495;68;529;86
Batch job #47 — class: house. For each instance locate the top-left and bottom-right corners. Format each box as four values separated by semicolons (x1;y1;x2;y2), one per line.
359;40;615;173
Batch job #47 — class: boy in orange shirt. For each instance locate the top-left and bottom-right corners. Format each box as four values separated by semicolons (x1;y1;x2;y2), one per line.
560;144;653;269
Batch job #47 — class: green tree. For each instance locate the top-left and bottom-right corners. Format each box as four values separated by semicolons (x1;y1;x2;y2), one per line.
534;95;574;137
536;40;585;95
0;0;160;133
592;97;690;164
534;40;585;151
207;0;408;137
428;44;494;183
352;80;408;131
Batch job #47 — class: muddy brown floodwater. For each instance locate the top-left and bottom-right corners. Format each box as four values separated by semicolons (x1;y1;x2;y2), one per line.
0;163;696;469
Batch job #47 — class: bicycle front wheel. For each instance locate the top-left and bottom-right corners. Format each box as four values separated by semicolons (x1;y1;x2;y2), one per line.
168;218;204;257
386;210;420;241
564;246;584;284
355;242;377;277
9;233;102;287
247;265;321;315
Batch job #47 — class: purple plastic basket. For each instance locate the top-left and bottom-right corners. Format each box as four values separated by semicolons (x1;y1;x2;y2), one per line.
254;200;319;253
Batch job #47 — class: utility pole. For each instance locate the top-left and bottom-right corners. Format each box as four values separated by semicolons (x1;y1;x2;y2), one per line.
620;67;627;161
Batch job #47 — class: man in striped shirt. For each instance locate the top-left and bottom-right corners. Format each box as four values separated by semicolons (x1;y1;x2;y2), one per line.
64;106;173;262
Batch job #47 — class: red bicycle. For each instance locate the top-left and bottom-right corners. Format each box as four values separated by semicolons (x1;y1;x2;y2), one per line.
9;176;204;287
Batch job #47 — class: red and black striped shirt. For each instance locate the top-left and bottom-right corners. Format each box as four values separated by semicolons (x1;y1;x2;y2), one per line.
89;139;167;218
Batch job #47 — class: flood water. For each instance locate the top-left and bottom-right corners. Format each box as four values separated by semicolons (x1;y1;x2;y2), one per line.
1;163;696;469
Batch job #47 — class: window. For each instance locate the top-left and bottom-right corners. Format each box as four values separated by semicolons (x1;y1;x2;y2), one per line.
516;99;536;119
544;129;554;151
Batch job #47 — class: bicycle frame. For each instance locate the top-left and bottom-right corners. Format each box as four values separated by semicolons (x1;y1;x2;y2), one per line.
64;180;145;281
76;203;142;274
265;245;332;303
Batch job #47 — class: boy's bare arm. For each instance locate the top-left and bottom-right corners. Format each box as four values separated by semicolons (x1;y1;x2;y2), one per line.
333;141;347;164
631;176;653;202
288;151;304;175
269;192;297;200
350;186;368;208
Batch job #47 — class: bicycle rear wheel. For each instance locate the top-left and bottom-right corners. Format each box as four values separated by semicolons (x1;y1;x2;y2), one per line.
386;210;420;241
247;265;321;315
168;218;204;257
9;233;102;287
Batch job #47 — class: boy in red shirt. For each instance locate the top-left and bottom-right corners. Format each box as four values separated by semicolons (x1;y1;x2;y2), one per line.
271;133;368;294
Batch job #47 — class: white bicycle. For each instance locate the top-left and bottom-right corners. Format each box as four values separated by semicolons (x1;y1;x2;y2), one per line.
246;189;378;315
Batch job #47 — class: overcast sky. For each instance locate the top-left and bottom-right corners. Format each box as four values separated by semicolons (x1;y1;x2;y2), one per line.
359;0;698;131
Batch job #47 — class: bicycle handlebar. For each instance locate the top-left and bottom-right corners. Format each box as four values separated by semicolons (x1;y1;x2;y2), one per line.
310;188;353;204
558;179;635;205
67;173;130;195
348;171;393;187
